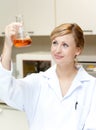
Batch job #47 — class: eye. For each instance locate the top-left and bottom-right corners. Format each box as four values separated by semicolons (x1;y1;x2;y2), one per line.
63;43;69;48
52;40;58;45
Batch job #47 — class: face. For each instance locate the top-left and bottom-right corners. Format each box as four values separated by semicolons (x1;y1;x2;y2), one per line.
51;34;81;66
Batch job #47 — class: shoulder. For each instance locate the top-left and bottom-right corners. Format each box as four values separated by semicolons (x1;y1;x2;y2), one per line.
22;65;56;83
77;66;96;80
39;65;57;79
76;66;96;91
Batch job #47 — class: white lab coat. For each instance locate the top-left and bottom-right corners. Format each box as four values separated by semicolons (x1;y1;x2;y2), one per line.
0;62;96;130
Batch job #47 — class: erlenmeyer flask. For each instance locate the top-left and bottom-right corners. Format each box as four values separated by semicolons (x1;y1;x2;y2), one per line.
13;15;32;47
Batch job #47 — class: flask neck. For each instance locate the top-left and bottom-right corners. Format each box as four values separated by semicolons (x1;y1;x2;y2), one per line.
16;15;23;24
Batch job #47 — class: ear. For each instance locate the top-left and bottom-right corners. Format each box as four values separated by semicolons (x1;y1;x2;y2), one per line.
75;47;82;56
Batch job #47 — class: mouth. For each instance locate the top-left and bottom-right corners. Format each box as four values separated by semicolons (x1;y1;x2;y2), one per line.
54;54;64;60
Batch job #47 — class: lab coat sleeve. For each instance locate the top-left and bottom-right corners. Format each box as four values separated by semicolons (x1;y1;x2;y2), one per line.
83;80;96;130
0;62;26;110
0;61;42;114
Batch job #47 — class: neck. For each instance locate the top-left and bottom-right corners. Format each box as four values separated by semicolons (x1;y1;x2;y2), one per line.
56;64;77;79
56;64;78;97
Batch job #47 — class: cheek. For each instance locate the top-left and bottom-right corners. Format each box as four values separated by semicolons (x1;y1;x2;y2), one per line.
50;49;54;58
65;49;76;60
50;47;56;59
51;46;55;54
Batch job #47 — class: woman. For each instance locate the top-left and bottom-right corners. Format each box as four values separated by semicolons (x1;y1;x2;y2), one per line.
0;23;96;130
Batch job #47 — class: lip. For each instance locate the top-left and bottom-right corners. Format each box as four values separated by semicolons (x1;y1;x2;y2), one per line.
54;54;64;59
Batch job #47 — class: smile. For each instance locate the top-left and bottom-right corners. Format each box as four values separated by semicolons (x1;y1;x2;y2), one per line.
54;54;64;59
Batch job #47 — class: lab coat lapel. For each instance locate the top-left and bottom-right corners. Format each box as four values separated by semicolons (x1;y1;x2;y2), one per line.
48;72;63;100
40;65;91;100
67;66;91;95
41;65;63;100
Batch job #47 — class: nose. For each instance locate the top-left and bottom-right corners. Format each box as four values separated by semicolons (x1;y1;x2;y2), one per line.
55;45;62;53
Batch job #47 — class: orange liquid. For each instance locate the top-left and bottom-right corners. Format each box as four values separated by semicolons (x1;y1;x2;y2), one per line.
14;38;32;47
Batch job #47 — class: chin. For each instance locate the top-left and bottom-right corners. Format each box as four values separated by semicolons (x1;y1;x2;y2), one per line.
55;61;64;65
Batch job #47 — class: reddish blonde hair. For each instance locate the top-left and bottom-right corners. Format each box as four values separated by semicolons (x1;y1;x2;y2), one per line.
50;23;85;50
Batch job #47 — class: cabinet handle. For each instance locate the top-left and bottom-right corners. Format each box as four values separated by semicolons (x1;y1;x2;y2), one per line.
27;31;34;35
83;30;93;33
1;31;34;36
1;32;5;36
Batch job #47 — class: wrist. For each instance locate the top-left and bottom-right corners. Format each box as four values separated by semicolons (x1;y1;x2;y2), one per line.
4;36;13;48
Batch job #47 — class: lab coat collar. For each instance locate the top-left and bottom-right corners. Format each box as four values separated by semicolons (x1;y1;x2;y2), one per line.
40;65;92;100
41;64;91;82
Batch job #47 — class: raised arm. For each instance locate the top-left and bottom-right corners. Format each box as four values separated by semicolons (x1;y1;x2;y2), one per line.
1;22;21;70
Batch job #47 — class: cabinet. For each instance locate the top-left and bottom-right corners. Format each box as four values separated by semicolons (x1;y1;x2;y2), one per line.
0;0;18;35
0;104;29;130
55;0;96;34
1;0;96;35
17;0;55;35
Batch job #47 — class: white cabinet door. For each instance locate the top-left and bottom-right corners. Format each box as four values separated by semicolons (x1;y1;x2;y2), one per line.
56;0;96;34
0;0;18;35
0;105;29;130
17;0;55;35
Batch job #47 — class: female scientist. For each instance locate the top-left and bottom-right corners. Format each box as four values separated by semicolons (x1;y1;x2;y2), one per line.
0;22;96;130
